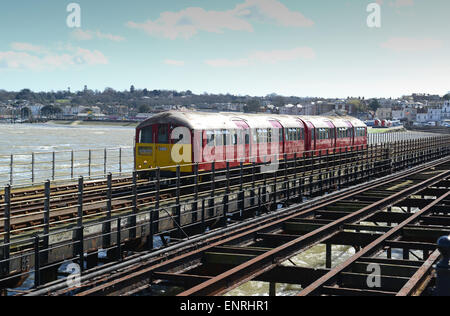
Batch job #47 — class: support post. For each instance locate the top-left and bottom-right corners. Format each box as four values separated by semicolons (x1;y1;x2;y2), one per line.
34;235;41;288
9;155;13;185
269;282;276;297
31;153;35;184
2;185;11;275
176;165;181;236
116;218;122;261
52;152;56;180
130;171;138;239
103;173;112;249
326;243;332;269
104;148;107;175
71;150;74;179
77;177;83;227
435;236;450;296
43;180;50;262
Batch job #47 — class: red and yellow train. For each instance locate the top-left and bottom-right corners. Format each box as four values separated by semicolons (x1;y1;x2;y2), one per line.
135;111;367;174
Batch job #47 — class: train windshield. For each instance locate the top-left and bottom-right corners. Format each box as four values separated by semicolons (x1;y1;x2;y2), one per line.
157;125;169;143
140;126;153;143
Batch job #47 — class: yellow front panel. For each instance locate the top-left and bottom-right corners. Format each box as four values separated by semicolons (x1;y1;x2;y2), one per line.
136;143;193;173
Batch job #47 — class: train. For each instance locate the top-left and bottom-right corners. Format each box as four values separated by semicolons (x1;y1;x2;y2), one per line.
135;111;368;175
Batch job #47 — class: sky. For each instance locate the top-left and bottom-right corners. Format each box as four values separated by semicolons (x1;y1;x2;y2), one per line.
0;0;449;98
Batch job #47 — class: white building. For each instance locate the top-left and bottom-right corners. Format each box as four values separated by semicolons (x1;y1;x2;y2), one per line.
416;112;428;123
442;101;450;119
279;104;302;115
428;108;442;122
392;110;405;120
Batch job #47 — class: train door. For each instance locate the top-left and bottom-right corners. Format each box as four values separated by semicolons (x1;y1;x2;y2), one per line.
343;121;353;149
326;121;336;151
296;120;306;156
234;120;250;164
302;121;315;154
269;120;284;160
136;125;156;170
155;124;171;168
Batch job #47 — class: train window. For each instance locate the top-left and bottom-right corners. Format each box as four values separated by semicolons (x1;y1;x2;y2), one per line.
207;131;215;146
215;130;224;146
311;128;315;141
232;131;238;145
157;125;169;144
245;133;250;145
140;127;153;143
223;130;230;146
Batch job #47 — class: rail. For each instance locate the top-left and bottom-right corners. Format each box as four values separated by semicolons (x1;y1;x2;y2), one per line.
0;136;448;295
30;155;450;296
368;130;438;145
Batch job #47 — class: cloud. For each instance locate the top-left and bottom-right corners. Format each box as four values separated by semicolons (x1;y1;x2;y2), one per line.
127;0;313;39
164;59;185;66
381;37;443;52
0;43;108;71
71;29;125;42
205;47;315;67
10;42;48;54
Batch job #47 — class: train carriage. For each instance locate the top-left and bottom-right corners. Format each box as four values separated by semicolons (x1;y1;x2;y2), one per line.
332;117;354;151
135;111;367;176
347;116;368;148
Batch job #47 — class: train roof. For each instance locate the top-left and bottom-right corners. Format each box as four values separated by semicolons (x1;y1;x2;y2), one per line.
137;111;367;131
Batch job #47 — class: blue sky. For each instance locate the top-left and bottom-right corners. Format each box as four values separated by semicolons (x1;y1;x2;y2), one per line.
0;0;449;98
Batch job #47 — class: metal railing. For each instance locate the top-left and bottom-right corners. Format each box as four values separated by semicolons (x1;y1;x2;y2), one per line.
0;136;449;294
368;130;438;145
0;147;134;187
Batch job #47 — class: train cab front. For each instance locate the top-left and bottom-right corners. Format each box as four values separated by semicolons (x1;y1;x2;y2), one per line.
135;121;193;178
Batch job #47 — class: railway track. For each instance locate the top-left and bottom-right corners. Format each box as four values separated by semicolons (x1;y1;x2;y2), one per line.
30;156;450;296
0;145;385;236
0;137;447;294
0;136;441;238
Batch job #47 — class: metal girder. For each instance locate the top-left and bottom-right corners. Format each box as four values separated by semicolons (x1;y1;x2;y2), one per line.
396;249;441;296
177;169;450;296
299;187;450;296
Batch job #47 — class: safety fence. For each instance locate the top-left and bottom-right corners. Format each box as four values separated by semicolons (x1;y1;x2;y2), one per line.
0;136;449;294
0;147;134;187
368;130;438;145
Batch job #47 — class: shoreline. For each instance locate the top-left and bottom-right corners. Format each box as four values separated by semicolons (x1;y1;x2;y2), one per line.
47;120;139;127
0;120;139;127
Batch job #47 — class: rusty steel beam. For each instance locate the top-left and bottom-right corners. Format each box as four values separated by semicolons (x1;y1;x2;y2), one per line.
396;249;441;296
177;170;450;296
29;158;450;297
299;188;450;296
71;162;442;297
